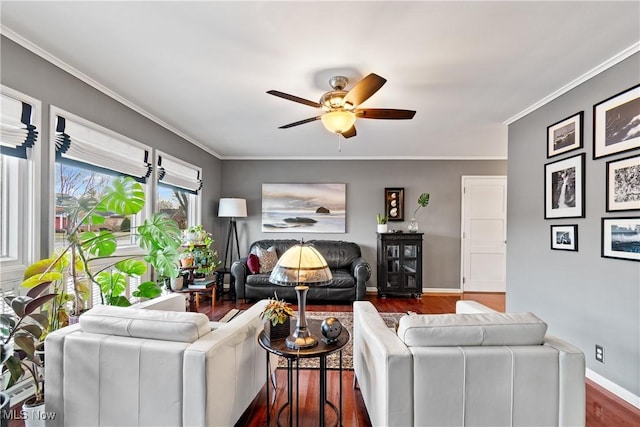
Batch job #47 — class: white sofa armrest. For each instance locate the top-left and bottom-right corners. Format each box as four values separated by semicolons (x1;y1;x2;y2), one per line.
455;299;498;314
544;335;586;426
353;301;413;427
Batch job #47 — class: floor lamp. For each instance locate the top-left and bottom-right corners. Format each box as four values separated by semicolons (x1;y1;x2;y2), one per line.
218;198;247;270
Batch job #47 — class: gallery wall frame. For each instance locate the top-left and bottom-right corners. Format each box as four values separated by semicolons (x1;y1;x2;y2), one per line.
261;183;346;233
544;153;585;219
593;84;640;159
384;187;404;221
606;154;640;212
550;224;578;251
547;111;583;158
601;217;640;261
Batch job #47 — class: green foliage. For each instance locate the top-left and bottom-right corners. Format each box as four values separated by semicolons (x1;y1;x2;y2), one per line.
22;176;182;316
132;281;163;299
413;192;431;217
376;213;388;224
1;283;56;403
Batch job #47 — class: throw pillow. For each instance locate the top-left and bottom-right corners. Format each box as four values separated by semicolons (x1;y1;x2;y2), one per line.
247;253;260;274
256;246;278;274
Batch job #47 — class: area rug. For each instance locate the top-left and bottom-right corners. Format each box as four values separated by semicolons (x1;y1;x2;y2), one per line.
219;309;405;370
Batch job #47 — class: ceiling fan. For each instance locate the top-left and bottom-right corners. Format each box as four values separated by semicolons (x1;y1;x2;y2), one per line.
267;73;416;138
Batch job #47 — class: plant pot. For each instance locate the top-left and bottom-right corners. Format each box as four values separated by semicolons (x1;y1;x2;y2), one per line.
22;397;46;427
68;314;80;325
264;317;291;342
180;258;194;268
170;276;184;291
377;224;388;233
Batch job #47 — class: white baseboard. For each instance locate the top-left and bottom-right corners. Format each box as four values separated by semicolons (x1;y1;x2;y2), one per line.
586;368;640;409
422;288;462;294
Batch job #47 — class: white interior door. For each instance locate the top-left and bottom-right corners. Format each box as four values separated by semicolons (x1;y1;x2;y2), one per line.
461;176;507;292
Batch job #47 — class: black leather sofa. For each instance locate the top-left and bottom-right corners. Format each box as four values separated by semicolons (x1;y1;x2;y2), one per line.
231;239;371;302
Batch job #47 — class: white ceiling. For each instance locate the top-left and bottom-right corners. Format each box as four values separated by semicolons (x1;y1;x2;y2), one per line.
1;1;639;160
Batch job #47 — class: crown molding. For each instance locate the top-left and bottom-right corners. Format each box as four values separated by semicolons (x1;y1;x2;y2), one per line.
219;155;508;161
505;41;640;125
1;25;222;160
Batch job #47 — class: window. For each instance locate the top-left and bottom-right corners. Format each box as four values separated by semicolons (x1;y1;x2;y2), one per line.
156;151;202;230
0;87;40;306
52;107;153;306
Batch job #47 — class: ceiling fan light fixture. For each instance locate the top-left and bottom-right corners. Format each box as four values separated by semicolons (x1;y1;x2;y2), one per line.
321;110;356;134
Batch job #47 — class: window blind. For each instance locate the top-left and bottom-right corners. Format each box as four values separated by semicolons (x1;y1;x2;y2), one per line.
157;153;202;194
0;93;38;159
55;115;152;182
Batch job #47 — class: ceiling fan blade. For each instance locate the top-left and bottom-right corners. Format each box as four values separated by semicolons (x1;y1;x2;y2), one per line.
343;73;387;108
355;108;416;120
278;116;322;129
267;90;322;108
341;125;357;138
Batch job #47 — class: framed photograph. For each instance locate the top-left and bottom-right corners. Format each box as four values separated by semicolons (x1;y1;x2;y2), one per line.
606;154;640;212
550;224;578;251
261;183;346;233
384;187;404;221
593;84;640;159
547;111;583;158
544;153;585;219
601;217;640;261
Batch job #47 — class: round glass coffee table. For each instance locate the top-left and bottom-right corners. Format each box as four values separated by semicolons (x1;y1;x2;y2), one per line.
258;318;350;427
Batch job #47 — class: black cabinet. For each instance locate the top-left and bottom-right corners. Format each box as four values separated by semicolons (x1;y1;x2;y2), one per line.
377;233;423;298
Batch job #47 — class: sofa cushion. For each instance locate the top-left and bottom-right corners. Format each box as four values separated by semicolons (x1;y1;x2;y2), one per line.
397;312;547;347
247;253;260;274
255;246;278;273
79;305;211;343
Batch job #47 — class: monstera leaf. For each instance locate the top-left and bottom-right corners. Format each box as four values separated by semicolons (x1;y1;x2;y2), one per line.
145;245;180;279
115;259;147;276
81;231;117;257
132;281;163;299
95;271;127;304
96;177;145;216
138;213;182;251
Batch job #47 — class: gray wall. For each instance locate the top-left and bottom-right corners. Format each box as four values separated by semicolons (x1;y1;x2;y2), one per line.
1;36;223;256
507;53;640;396
221;159;506;289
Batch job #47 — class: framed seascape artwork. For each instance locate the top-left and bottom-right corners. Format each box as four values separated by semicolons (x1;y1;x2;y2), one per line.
601;217;640;262
544;153;585;219
593;84;640;159
550;224;578;251
547;111;583;158
606;154;640;212
384;188;404;221
261;183;346;233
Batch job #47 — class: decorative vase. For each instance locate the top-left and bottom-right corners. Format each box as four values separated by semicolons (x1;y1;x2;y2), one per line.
408;218;419;233
377;224;388;233
264;317;291;342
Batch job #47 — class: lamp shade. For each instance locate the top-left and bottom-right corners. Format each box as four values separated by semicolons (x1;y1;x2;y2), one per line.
218;198;247;218
269;243;332;286
321;110;356;134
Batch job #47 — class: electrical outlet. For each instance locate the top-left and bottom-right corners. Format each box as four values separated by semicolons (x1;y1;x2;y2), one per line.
595;345;604;363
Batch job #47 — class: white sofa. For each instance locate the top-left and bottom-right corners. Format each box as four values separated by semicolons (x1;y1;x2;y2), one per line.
45;294;276;427
353;300;586;427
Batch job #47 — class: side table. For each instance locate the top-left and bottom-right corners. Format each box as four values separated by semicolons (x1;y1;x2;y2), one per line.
169;281;216;317
258;318;349;427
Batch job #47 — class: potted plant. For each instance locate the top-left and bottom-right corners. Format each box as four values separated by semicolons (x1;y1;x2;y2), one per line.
408;192;430;233
23;176;182;318
260;294;294;341
376;213;388;233
1;281;57;426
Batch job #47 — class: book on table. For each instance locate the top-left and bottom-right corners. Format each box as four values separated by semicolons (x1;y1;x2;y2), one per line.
188;278;215;289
